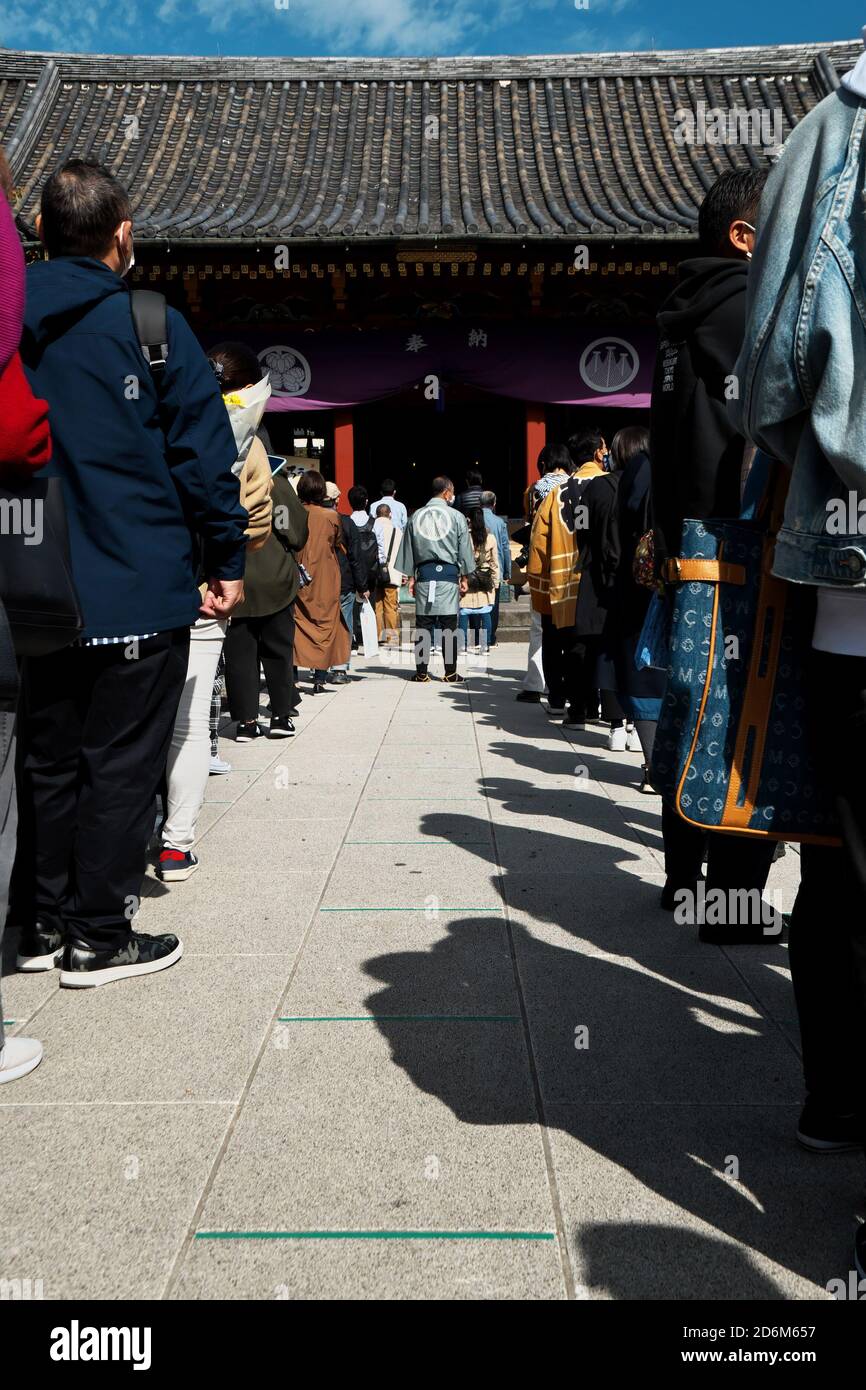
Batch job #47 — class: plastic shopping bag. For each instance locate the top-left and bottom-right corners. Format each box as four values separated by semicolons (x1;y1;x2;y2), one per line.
359;598;379;658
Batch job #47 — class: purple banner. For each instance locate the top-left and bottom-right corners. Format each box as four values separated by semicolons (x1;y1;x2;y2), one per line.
205;322;655;411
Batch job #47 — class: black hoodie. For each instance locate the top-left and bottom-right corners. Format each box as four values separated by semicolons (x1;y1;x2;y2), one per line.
649;256;749;564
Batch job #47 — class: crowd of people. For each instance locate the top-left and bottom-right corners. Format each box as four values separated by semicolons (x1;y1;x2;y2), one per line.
1;71;865;1277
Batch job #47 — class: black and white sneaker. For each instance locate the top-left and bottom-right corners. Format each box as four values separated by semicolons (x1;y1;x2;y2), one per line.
234;721;260;742
59;933;183;988
267;715;295;738
16;922;65;972
797;1101;864;1154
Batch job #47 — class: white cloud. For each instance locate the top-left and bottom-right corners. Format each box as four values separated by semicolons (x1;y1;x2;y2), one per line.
0;0;653;57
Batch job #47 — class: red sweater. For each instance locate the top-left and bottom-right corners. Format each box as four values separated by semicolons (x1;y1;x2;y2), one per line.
0;350;51;472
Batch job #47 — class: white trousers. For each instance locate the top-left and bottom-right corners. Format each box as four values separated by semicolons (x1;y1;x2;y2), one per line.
162;618;227;854
522;608;546;692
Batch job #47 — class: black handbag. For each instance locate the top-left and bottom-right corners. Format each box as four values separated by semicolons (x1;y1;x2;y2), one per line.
0;470;83;657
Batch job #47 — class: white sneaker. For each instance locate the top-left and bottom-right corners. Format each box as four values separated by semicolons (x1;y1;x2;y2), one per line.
625;723;641;752
209;755;233;775
607;723;628;751
0;1036;44;1084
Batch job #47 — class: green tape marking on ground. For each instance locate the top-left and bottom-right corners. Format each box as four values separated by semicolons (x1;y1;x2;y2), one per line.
277;1014;519;1022
320;907;502;913
195;1230;553;1242
345;840;491;846
2;1019;16;1025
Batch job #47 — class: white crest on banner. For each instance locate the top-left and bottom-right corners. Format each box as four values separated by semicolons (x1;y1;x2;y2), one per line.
579;337;640;393
258;345;312;397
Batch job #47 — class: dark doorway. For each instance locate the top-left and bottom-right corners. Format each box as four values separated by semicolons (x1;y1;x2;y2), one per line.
353;388;525;515
547;404;651;456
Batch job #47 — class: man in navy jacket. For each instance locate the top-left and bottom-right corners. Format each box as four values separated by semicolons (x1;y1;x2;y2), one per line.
15;158;247;988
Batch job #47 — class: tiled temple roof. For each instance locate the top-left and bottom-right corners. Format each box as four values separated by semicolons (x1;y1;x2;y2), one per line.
0;40;860;243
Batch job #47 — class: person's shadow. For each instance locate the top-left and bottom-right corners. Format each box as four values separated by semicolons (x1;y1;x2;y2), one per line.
358;680;859;1299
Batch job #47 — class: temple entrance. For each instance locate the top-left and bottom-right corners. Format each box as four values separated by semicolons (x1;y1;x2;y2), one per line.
353;388;526;516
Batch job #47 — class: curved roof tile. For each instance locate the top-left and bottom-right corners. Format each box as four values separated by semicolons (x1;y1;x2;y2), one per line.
1;40;860;242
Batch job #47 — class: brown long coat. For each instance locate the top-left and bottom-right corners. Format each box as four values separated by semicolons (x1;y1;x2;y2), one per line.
294;504;351;670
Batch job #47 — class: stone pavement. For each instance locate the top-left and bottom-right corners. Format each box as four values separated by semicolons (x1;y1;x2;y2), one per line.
1;644;861;1301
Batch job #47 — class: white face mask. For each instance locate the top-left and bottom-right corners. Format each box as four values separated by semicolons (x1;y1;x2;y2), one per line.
115;224;135;277
221;375;272;472
742;222;756;261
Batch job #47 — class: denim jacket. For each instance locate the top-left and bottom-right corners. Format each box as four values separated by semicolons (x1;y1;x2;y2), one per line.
731;88;866;588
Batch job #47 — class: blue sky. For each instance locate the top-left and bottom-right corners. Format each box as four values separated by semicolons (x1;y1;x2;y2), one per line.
0;0;861;59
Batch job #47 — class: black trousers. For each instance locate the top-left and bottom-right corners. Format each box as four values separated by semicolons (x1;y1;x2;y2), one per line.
566;635;602;723
414;613;459;675
661;803;776;896
787;650;866;1119
491;590;501;643
224;602;296;721
15;629;189;951
540;616;568;707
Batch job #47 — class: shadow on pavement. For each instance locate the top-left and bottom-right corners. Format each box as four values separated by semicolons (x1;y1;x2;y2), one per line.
361;671;859;1299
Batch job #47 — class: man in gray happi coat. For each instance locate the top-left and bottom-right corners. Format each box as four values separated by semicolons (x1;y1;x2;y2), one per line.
396;476;475;682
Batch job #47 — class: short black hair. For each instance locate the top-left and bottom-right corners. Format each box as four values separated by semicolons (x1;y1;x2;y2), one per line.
465;467;483;488
698;169;767;256
297;470;326;504
432;476;453;496
380;478;396;494
40;159;132;260
208;341;263;395
539;443;572;475
347;484;368;510
567;430;604;469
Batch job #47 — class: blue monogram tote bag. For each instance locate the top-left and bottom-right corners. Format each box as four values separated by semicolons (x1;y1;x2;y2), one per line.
650;455;840;845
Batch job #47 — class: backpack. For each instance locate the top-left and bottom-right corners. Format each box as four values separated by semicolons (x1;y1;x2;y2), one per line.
130;290;169;377
355;518;381;589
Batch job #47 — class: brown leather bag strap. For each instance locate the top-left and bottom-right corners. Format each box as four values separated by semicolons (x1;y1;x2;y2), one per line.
662;557;746;586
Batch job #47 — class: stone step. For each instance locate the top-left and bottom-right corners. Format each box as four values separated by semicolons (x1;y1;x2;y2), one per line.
396;603;531;643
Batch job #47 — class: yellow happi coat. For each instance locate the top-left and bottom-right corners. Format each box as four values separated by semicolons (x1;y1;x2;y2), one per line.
527;462;603;628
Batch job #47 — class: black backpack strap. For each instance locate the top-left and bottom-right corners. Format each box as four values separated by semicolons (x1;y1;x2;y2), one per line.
130;289;169;377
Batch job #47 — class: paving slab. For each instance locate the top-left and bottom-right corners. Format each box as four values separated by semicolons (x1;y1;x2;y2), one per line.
135;869;324;946
510;928;801;1105
319;856;504;913
172;1234;564;1300
0;1103;231;1301
545;1103;859;1300
282;912;518;1016
5;956;291;1104
190;818;347;873
192;1022;551;1234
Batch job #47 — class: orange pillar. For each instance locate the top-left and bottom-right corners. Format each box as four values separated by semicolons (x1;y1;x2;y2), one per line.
525;403;546;491
334;409;354;513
